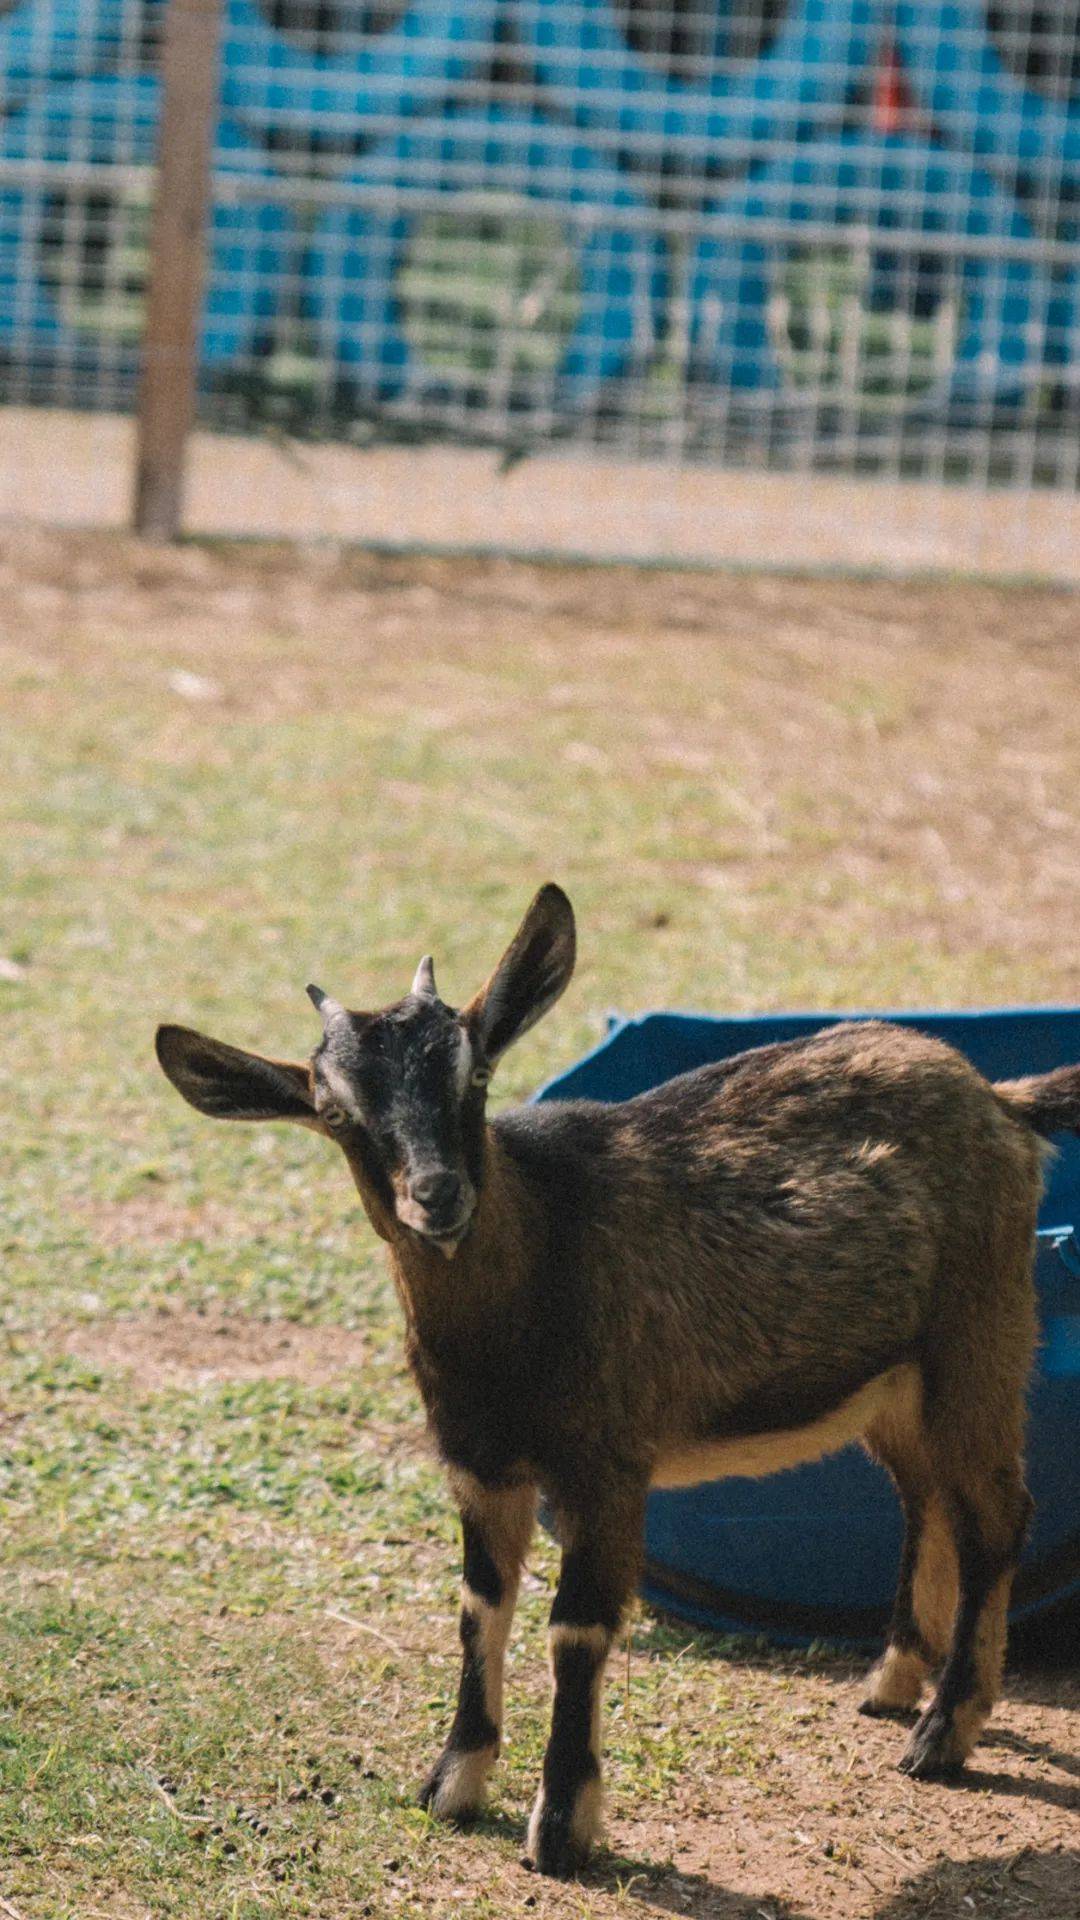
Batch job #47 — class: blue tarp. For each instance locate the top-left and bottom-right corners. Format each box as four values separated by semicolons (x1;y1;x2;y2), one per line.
536;1006;1080;1648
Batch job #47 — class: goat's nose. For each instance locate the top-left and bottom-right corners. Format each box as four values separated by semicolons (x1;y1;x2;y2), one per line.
410;1170;462;1214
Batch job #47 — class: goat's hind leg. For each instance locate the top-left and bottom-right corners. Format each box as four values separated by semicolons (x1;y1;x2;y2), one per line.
420;1477;535;1822
898;1468;1031;1779
898;1227;1035;1779
860;1485;934;1718
861;1417;956;1720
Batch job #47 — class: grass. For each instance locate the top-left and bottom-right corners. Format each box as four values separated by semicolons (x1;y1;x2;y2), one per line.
1;533;1078;1918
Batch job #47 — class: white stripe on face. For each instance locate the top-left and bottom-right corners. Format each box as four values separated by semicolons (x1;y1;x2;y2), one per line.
454;1026;474;1100
317;1060;365;1121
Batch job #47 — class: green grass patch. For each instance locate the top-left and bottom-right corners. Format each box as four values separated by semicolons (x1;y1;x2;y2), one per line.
2;540;1077;1915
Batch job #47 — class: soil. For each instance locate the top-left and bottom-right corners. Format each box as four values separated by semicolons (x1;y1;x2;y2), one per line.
611;1669;1080;1920
60;1311;371;1390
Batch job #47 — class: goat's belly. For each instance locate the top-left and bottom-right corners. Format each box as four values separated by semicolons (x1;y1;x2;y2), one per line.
651;1361;920;1489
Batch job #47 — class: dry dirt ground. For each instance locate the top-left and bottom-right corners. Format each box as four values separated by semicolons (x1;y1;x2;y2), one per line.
2;530;1078;1920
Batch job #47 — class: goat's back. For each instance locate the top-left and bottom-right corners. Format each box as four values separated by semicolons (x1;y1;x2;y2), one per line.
493;1022;1042;1454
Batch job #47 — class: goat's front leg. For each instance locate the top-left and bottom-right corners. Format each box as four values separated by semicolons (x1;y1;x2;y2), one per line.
419;1475;536;1823
527;1487;645;1879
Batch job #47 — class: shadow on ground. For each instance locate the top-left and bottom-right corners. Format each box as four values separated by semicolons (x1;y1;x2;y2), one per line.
634;1606;1080;1716
590;1848;1080;1920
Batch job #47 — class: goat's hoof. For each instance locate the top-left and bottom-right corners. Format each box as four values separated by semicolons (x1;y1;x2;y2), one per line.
417;1749;489;1824
859;1650;926;1720
526;1790;594;1880
858;1695;918;1722
897;1707;966;1780
528;1809;587;1880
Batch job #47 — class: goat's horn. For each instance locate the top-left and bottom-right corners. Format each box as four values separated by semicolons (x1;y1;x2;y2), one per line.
411;954;437;1000
306;983;347;1027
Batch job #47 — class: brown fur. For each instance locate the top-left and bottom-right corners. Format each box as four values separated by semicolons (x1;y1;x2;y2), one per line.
155;886;1078;1878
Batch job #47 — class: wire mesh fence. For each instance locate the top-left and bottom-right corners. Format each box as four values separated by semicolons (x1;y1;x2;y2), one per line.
1;0;1078;491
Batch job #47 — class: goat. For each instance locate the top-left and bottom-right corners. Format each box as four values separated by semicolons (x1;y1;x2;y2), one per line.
155;885;1080;1879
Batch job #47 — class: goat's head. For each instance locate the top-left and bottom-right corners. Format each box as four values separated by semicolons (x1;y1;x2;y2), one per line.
155;884;576;1258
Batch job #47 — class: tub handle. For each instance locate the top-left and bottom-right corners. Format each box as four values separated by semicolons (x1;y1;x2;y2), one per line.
1041;1225;1080;1281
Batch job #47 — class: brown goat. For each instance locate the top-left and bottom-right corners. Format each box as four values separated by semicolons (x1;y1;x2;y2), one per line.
155;885;1080;1879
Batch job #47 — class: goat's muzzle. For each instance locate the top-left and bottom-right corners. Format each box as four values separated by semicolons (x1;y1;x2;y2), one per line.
396;1169;476;1259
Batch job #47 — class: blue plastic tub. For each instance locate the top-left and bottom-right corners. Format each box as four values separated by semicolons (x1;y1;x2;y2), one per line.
536;1006;1080;1647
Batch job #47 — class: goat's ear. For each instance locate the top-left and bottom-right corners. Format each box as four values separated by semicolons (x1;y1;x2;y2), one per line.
464;884;576;1064
155;1025;320;1127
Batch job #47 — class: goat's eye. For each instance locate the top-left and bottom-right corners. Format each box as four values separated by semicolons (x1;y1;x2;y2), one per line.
470;1067;491;1089
321;1103;350;1131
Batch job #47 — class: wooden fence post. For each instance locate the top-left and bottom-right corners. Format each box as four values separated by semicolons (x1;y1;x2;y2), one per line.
133;0;222;539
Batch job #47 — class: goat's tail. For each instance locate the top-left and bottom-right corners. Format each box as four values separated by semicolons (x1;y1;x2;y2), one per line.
995;1064;1080;1139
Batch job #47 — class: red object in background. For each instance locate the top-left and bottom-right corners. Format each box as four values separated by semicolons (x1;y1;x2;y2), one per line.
872;37;916;134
